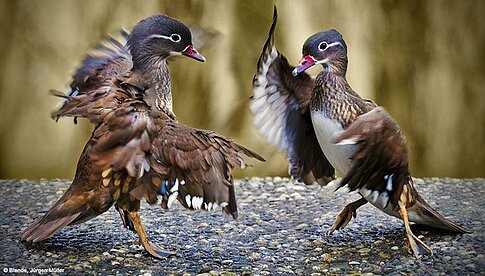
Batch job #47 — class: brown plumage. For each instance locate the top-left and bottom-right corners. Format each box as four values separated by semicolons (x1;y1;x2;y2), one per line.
22;14;264;259
251;7;469;257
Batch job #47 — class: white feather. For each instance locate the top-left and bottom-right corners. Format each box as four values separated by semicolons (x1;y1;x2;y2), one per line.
185;195;192;208
335;137;359;145
386;174;394;192
359;188;372;198
370;191;380;203
192;196;203;210
167;191;178;208
376;192;390;208
170;179;179;192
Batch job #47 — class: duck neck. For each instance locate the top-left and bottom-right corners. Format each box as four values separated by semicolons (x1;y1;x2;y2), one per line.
317;60;351;99
132;55;174;116
312;58;364;126
321;56;348;82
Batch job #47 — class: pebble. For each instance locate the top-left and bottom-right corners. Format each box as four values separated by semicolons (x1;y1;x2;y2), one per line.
379;252;390;259
297;223;309;228
359;248;371;254
349;261;360;265
222;259;234;266
110;248;126;254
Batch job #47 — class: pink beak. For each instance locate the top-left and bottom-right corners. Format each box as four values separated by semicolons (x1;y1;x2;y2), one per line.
292;55;316;76
182;45;206;62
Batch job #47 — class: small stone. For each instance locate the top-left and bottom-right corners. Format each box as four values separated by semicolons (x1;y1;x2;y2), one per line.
89;256;101;263
292;185;306;191
297;223;309;228
391;246;399;250
349;261;360;265
110;248;126;254
222;259;234;266
379;252;389;259
275;187;286;193
359;248;371;254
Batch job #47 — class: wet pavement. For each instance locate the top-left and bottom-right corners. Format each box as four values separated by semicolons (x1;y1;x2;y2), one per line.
0;177;483;275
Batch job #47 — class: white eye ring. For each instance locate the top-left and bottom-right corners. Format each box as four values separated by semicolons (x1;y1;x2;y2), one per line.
170;34;181;43
149;33;182;43
318;41;328;51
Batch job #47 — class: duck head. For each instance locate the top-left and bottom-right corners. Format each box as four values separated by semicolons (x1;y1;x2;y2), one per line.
292;29;347;76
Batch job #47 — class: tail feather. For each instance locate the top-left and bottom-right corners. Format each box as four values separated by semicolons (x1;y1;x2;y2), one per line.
20;191;99;242
411;200;471;234
21;211;83;242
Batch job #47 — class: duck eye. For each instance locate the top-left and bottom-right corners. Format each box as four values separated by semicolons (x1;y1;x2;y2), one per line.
318;41;328;51
170;34;181;43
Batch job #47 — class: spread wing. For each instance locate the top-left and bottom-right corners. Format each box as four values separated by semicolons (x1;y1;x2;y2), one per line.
70;30;132;96
51;80;137;125
55;87;264;219
150;122;265;219
333;106;409;208
250;7;334;185
52;30;133;124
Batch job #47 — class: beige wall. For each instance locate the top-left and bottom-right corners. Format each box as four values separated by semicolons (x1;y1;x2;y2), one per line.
0;0;484;179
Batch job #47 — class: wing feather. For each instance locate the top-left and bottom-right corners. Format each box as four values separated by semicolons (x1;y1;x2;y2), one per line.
333;107;409;205
250;7;334;185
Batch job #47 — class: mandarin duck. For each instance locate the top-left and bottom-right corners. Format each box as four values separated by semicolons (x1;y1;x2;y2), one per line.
21;14;264;259
250;7;469;257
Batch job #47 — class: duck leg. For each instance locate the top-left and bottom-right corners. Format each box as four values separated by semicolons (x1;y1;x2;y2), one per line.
128;211;178;259
327;197;368;235
398;202;432;257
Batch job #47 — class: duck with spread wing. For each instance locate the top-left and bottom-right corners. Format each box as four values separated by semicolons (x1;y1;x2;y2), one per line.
250;7;469;257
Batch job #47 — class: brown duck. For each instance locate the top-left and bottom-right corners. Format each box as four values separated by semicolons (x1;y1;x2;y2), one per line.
250;7;469;257
21;14;264;259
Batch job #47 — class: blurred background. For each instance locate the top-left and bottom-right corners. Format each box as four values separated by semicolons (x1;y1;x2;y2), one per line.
0;0;484;180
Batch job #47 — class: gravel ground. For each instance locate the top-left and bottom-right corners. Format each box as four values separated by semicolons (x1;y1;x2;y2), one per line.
0;177;483;275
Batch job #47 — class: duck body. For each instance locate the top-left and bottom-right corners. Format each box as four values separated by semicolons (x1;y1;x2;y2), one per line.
310;111;355;177
309;72;403;219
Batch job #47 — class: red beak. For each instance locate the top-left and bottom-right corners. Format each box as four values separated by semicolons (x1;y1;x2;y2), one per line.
292;55;316;76
182;45;206;62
